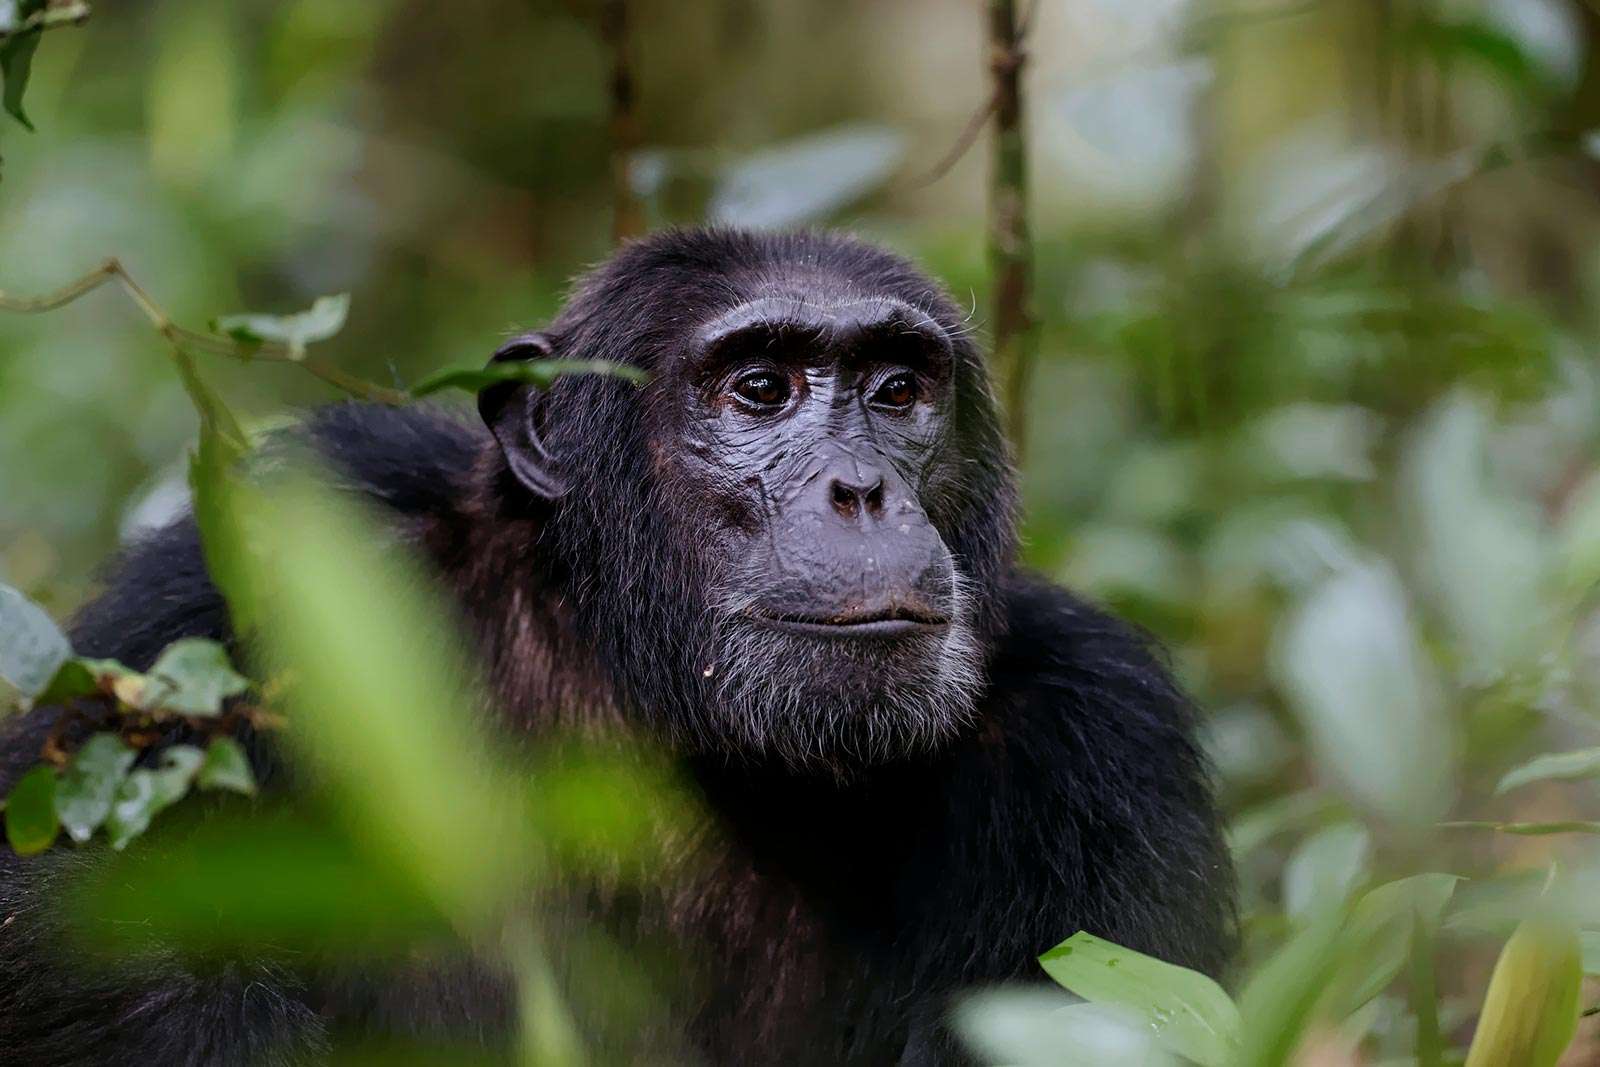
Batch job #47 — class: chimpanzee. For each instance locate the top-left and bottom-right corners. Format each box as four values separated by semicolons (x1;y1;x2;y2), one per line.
0;229;1234;1065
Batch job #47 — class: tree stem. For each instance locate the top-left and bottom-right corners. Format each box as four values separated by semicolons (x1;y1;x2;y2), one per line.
601;0;644;243
986;0;1035;459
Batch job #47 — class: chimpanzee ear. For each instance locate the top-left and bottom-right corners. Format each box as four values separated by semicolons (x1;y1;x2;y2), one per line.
478;332;570;501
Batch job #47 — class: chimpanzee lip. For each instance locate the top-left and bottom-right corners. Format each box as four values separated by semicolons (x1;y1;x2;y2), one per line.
749;606;951;639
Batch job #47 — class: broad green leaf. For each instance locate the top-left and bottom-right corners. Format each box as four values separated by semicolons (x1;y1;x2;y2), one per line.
1281;822;1369;921
955;990;1171;1067
105;746;204;849
138;638;249;716
4;764;56;854
213;294;350;359
235;474;533;920
54;734;137;843
409;359;647;399
1464;918;1581;1067
525;743;691;877
1496;748;1600;794
1038;931;1240;1067
1226;791;1341;858
1271;559;1454;825
0;582;71;699
196;737;256;795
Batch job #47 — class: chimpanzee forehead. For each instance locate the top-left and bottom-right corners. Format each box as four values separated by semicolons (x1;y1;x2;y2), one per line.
693;292;954;357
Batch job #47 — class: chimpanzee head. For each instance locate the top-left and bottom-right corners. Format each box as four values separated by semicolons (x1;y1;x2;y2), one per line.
479;229;1016;771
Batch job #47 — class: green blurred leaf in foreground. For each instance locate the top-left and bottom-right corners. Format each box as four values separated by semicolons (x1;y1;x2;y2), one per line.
1464;918;1581;1067
4;763;56;854
1037;931;1240;1067
54;732;136;843
0;580;72;699
213;293;350;359
1496;748;1600;794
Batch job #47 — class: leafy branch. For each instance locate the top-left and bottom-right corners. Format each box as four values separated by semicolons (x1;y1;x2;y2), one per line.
0;259;409;405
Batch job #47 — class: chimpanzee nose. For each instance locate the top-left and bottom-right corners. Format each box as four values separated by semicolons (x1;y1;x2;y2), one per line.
829;476;885;521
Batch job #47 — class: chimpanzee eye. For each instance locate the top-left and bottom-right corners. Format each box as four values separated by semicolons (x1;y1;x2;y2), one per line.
872;372;919;410
733;371;790;409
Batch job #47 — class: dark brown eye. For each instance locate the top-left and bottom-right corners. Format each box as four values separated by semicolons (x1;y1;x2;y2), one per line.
733;371;789;409
873;372;919;409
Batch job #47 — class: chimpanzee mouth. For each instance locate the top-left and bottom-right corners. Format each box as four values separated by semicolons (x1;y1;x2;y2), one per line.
747;606;952;640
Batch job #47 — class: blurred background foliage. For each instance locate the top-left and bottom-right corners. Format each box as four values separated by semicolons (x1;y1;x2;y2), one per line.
9;0;1600;1062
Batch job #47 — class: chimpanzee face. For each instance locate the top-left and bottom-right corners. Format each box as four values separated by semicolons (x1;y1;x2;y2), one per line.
663;290;983;764
480;232;1010;771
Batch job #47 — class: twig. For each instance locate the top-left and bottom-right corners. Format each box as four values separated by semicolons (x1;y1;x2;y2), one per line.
601;0;644;243
907;92;999;189
0;259;409;405
0;0;91;38
986;0;1036;457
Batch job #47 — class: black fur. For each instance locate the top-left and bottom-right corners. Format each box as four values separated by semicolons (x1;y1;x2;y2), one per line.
0;229;1234;1065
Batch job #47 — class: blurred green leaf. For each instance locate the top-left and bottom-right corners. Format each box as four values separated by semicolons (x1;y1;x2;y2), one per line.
196;736;256;795
1236;906;1346;1067
138;637;248;716
709;124;906;229
1271;559;1454;826
33;656;137;706
54;732;135;843
1496;748;1600;795
72;811;448;951
213;293;349;359
0;580;72;699
1282;823;1369;921
1038;931;1240;1067
188;408;255;633
1581;930;1600;976
1333;874;1460;1014
955;990;1172;1067
1464;918;1581;1067
409;359;647;399
104;744;203;849
4;763;57;855
236;473;533;920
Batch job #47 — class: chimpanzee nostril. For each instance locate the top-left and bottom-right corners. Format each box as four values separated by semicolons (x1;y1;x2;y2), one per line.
829;477;886;521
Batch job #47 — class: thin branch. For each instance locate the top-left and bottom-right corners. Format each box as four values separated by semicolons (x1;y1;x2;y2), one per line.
601;0;644;243
0;1;91;38
0;260;409;404
907;91;999;189
986;0;1036;458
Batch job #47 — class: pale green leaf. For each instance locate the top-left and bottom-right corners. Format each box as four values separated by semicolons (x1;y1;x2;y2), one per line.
1496;748;1600;795
0;581;71;699
1038;931;1240;1067
54;734;137;843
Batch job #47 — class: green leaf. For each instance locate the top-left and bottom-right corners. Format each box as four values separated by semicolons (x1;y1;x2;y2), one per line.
954;990;1160;1067
236;474;535;920
1465;919;1582;1067
1332;873;1461;1013
105;745;204;850
1236;905;1346;1067
33;656;140;707
137;638;249;716
54;734;137;843
1281;822;1370;921
408;359;647;399
213;293;350;359
4;764;57;854
1496;748;1600;795
0;582;71;700
1038;931;1240;1067
0;26;40;132
196;737;256;795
